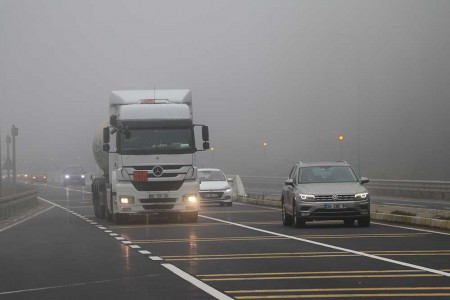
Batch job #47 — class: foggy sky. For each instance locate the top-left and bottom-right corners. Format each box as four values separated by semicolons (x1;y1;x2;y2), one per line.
1;0;450;180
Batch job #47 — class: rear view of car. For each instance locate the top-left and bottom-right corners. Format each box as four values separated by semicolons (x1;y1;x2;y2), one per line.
32;174;48;184
198;168;233;206
63;166;86;186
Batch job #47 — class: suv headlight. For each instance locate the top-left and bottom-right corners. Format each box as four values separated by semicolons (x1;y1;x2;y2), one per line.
299;194;315;201
120;195;134;204
355;192;369;200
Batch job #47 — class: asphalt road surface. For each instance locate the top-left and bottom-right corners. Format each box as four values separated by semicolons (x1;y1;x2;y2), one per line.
1;184;450;299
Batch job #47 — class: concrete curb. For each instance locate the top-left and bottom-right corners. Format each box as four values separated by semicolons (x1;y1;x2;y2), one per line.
234;196;450;231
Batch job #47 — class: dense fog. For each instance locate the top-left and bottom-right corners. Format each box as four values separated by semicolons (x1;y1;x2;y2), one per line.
1;0;450;180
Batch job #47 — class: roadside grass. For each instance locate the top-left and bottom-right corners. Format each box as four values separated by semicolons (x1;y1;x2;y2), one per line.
390;210;417;217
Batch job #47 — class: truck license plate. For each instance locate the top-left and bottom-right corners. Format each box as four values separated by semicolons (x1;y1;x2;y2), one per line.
149;193;168;199
324;203;346;209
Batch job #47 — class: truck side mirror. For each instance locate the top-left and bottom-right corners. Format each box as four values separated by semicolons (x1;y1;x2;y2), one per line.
110;115;117;126
202;126;209;142
203;141;210;150
103;127;110;144
103;144;110;152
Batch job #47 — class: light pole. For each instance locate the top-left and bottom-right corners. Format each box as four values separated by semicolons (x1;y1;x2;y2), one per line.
262;142;268;172
11;125;18;185
6;135;11;181
210;147;215;167
338;135;344;161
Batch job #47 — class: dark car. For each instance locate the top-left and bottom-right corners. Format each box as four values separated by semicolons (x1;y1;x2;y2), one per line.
63;166;86;186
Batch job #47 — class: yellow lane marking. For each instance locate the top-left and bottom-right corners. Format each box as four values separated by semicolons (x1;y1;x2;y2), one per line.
109;221;279;229
132;233;428;244
162;250;450;261
227;286;450;294
199;269;423;278
203;274;439;282
202;210;276;214
234;292;450;299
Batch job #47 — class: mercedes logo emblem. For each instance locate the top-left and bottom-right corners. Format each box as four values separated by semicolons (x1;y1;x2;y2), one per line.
332;194;339;201
152;165;164;177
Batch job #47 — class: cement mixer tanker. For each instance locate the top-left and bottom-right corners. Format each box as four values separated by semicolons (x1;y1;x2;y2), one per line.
92;90;210;223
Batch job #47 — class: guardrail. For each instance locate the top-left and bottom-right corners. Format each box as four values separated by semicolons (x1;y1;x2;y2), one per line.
0;184;38;220
366;179;450;201
238;176;450;201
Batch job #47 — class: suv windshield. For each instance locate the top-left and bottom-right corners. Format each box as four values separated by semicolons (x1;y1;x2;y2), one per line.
199;170;226;182
298;166;357;184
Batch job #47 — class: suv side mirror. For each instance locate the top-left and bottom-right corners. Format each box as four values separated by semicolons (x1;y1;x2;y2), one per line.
360;177;369;184
285;178;294;186
227;178;234;183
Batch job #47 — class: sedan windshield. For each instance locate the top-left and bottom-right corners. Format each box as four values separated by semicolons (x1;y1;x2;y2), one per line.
199;170;226;182
119;128;195;155
298;166;357;183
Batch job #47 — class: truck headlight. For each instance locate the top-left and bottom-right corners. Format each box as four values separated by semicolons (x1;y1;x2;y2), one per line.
120;195;134;204
355;192;369;200
299;194;315;201
183;194;198;203
65;175;70;179
81;174;85;178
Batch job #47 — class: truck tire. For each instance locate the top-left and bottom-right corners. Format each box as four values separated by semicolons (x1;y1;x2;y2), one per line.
113;213;128;224
183;212;198;223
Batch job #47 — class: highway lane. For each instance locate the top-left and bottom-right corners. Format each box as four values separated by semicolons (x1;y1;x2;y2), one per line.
2;184;450;299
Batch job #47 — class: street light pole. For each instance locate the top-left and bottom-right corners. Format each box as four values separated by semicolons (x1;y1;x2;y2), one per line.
210;147;215;167
11;125;18;185
6;135;11;180
338;135;344;161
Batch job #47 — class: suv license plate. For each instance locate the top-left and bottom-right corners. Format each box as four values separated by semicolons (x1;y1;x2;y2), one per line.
324;203;346;209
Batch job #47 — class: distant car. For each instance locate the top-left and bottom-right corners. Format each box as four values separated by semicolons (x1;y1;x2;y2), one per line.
32;173;48;184
281;161;370;228
63;166;86;186
17;173;31;183
198;168;233;206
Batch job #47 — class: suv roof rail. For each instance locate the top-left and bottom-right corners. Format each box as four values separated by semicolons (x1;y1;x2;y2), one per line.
335;160;348;164
298;161;303;164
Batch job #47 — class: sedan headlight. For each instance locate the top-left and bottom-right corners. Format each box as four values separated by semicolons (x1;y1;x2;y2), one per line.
81;174;85;178
183;194;198;203
355;192;369;200
119;195;134;204
299;194;315;201
65;174;70;179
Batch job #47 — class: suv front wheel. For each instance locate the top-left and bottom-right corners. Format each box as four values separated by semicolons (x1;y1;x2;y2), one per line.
282;200;293;226
292;204;306;228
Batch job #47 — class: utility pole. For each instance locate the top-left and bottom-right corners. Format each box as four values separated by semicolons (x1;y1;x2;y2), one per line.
0;128;2;196
11;125;18;185
6;135;11;180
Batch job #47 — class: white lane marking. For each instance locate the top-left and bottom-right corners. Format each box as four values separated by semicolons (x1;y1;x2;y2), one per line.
129;245;141;249
98;227;107;230
122;241;132;244
200;215;450;278
0;274;161;295
149;256;163;261
383;203;426;208
162;264;233;300
0;206;55;233
46;184;92;194
234;202;280;211
372;222;450;236
104;230;113;233
109;233;118;236
139;250;151;254
115;237;125;241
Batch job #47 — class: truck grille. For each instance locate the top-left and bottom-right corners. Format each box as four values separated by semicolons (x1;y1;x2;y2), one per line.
131;181;184;191
315;194;355;201
143;204;175;210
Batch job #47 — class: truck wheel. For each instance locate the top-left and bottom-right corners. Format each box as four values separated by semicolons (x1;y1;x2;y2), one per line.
99;205;106;219
113;213;128;224
183;212;198;223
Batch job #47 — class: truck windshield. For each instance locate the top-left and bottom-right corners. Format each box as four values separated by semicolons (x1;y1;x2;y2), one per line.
118;128;195;155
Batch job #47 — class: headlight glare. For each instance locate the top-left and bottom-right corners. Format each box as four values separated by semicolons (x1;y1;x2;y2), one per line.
183;194;198;203
120;195;134;204
299;194;315;200
355;192;368;199
65;175;70;179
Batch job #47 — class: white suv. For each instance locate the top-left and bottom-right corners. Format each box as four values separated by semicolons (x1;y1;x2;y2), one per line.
198;168;233;206
281;161;370;227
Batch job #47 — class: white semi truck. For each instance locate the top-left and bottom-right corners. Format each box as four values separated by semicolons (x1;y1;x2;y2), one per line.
91;90;209;223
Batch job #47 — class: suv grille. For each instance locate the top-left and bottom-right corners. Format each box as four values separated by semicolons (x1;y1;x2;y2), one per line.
315;194;355;201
